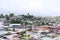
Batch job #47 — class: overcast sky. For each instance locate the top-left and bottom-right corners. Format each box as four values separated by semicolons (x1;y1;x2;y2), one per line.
0;0;60;16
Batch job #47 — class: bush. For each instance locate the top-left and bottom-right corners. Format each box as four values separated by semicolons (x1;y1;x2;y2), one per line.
5;28;10;31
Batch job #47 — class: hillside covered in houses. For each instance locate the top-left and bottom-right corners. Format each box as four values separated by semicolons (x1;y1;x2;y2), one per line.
0;13;60;40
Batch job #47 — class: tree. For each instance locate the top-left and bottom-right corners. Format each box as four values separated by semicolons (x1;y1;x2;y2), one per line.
41;22;45;25
0;14;4;18
9;13;14;17
25;22;28;25
5;14;10;20
5;28;10;31
16;18;22;23
11;18;22;24
19;31;26;37
10;19;16;24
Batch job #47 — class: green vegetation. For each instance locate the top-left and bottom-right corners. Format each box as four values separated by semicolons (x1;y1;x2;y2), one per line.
41;32;48;35
6;32;12;35
1;13;60;26
23;34;32;40
9;13;14;17
0;14;4;18
19;31;26;37
10;18;22;24
47;35;55;38
5;14;10;20
5;28;10;31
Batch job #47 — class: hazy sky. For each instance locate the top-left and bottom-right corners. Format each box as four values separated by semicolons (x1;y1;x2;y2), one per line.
0;0;60;16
